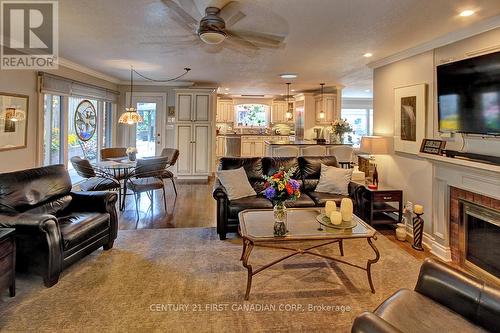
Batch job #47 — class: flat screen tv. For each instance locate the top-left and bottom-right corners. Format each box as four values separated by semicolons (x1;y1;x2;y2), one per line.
437;51;500;135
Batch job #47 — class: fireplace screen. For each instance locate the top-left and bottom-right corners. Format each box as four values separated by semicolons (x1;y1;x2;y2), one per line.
462;200;500;279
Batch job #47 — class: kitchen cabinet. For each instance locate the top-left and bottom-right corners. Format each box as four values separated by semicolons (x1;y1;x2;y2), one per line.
240;136;276;157
216;136;226;157
271;100;293;123
175;89;214;180
315;93;337;123
177;92;211;123
216;99;234;123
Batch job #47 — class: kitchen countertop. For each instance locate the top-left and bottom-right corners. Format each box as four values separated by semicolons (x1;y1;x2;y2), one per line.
265;140;352;146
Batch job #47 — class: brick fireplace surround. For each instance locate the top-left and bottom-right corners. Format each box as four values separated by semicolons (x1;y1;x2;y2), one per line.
449;187;500;263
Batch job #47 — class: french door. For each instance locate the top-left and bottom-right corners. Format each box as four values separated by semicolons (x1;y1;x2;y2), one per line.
126;93;166;158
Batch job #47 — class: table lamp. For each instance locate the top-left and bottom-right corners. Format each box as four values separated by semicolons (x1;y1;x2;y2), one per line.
359;136;390;187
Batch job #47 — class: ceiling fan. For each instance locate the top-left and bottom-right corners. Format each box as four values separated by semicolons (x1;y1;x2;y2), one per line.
160;0;286;52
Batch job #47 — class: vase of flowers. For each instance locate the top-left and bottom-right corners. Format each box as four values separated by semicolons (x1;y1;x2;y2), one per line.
263;167;301;236
126;147;138;161
330;119;353;144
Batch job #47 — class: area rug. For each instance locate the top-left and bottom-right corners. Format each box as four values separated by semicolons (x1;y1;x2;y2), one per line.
0;228;423;332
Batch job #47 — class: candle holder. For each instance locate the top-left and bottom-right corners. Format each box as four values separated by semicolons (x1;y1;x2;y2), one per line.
412;212;424;251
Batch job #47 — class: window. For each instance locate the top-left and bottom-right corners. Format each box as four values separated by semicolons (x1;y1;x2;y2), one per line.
236;104;269;127
43;94;63;165
341;108;373;147
102;101;114;149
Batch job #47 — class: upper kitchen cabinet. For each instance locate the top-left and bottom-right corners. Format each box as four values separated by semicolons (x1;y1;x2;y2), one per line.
314;93;338;123
216;99;234;123
271;100;293;123
176;89;213;123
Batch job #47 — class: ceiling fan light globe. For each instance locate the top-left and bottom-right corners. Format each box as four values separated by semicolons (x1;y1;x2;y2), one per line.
199;31;226;44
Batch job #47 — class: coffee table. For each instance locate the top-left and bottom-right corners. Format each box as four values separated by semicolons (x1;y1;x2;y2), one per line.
238;208;379;300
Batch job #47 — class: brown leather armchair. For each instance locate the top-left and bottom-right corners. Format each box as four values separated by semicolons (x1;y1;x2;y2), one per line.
0;165;118;287
352;258;500;333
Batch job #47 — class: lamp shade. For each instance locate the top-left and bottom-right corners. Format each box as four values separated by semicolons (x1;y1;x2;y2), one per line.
359;136;390;155
118;108;143;125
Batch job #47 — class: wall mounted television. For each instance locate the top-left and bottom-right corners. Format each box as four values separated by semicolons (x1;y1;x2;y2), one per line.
437;51;500;135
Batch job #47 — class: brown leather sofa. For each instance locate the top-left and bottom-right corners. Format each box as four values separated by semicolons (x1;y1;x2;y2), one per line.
213;156;364;240
0;164;118;287
352;258;500;333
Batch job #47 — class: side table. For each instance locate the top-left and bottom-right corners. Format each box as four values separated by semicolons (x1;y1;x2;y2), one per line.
360;186;403;225
0;228;16;297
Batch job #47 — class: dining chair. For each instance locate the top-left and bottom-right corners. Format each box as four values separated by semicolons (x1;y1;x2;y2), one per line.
273;146;300;157
160;148;180;196
100;147;127;161
70;156;121;202
124;156;170;222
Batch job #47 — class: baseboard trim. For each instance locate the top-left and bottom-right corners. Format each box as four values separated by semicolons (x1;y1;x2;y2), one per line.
405;224;452;261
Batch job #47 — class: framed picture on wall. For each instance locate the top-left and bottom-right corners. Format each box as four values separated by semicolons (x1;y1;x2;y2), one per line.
393;83;427;154
0;92;29;151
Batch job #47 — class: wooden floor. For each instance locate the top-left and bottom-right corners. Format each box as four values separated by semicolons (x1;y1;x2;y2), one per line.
118;177;432;259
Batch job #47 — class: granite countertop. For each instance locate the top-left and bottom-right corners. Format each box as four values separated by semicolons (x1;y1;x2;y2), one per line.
265;140;352;146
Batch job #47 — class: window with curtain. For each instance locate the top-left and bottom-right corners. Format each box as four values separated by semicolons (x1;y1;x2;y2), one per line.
341;98;373;147
43;94;63;165
235;104;269;127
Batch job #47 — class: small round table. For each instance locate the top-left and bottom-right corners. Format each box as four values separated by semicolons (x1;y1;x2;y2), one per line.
93;160;136;211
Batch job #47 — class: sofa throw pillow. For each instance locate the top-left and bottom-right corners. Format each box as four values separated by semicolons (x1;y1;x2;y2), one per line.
315;164;353;195
216;167;257;200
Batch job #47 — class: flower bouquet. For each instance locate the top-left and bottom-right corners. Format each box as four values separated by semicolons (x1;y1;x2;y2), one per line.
263;167;301;236
330;119;353;143
126;147;138;161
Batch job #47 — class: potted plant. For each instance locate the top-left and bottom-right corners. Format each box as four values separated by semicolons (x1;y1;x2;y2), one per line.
263;167;301;236
126;147;138;161
330;119;353;144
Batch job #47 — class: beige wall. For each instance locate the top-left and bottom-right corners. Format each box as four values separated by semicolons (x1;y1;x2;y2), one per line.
373;27;500;236
0;66;118;173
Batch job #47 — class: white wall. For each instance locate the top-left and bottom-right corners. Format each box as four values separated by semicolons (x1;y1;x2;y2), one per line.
373;27;500;236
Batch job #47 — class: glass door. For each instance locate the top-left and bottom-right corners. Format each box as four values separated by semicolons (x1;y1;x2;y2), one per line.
129;95;165;158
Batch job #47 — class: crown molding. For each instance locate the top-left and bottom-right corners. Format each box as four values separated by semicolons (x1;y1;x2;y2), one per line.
58;57;122;84
368;15;500;69
120;80;195;87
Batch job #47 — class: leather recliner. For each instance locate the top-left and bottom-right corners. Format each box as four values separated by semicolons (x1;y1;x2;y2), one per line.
0;164;118;287
213;156;365;240
351;258;500;333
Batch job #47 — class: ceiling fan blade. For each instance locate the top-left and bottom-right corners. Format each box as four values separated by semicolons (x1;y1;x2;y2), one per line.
225;31;258;50
161;0;198;31
219;1;245;28
228;30;285;47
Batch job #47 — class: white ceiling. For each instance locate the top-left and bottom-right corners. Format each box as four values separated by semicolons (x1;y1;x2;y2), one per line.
59;0;500;97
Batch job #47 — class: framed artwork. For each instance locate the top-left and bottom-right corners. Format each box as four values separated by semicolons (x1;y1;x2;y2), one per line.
0;92;29;151
394;84;427;154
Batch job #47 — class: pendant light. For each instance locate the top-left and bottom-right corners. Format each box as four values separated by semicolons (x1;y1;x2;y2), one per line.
319;83;325;119
285;82;293;120
118;66;143;125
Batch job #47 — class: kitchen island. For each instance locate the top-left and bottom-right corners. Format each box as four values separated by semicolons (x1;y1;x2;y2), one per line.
264;140;353;160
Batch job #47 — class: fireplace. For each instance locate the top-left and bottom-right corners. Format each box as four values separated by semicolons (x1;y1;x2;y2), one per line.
449;186;500;283
459;199;500;282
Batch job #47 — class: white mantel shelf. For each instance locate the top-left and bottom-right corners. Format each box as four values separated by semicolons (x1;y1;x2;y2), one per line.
418;152;500;174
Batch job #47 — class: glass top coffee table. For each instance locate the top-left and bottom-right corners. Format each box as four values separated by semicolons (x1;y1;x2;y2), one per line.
238;208;380;300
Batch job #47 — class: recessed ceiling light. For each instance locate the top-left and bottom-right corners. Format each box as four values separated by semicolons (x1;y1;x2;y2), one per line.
280;73;298;79
224;93;229;95
363;53;373;58
291;89;296;92
225;88;229;91
459;9;475;17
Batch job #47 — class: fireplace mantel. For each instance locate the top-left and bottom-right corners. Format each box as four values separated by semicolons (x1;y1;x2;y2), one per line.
419;152;500;262
418;152;500;174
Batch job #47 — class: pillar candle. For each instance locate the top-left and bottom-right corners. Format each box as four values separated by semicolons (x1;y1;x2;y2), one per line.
340;198;353;222
330;211;342;225
325;201;337;217
414;204;424;215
